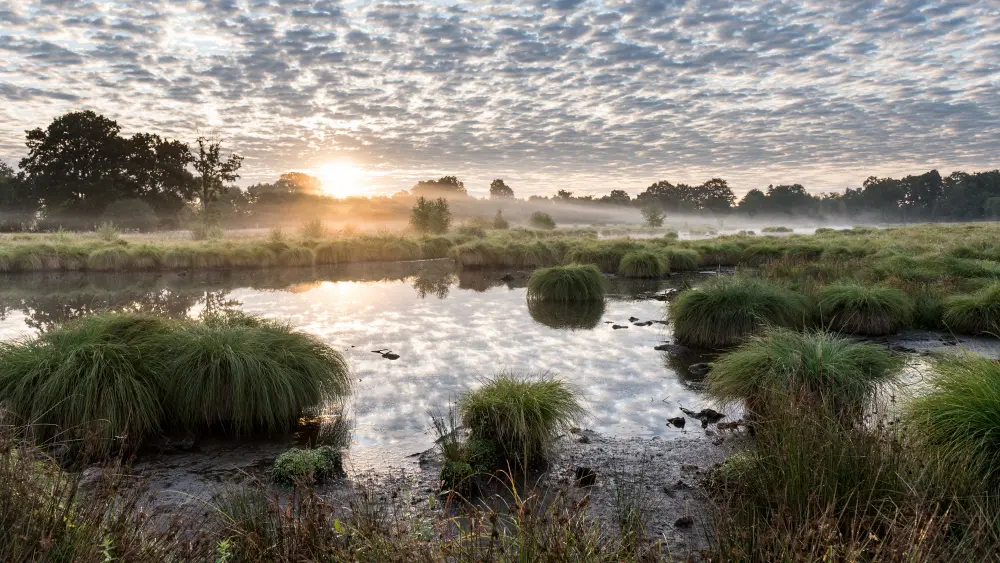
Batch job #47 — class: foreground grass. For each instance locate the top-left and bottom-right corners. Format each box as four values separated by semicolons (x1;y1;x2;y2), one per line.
0;311;350;457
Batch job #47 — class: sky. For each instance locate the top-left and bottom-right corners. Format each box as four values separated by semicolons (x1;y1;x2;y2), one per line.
1;0;998;199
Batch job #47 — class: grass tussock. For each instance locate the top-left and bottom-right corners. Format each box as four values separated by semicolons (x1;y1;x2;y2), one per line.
526;264;605;303
460;372;585;464
669;276;808;348
618;250;666;278
818;283;914;335
942;281;1000;335
271;446;344;486
707;329;902;419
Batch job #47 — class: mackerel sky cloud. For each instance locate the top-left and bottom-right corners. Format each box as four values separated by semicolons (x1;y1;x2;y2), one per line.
1;0;998;197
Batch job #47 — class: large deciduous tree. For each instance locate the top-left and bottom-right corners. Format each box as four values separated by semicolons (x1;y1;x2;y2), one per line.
489;179;514;200
193;136;243;211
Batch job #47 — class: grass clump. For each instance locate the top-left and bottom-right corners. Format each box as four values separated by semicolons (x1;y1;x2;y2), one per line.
817;283;914;336
86;246;132;271
669;276;807;348
271;446;344;486
618;251;666;278
526;264;605;303
707;329;901;419
942;282;1000;335
906;354;1000;488
460;373;585;464
659;247;700;271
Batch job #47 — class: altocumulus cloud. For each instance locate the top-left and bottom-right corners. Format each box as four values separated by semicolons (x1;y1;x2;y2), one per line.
0;0;998;196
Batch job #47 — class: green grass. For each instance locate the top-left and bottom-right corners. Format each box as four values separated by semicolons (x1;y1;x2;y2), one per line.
618;251;666;278
526;264;605;303
942;282;1000;335
86;246;132;271
659;247;700;271
460;373;585;464
669;276;808;348
271;446;344;486
906;355;1000;488
0;312;351;456
817;283;914;335
707;329;902;419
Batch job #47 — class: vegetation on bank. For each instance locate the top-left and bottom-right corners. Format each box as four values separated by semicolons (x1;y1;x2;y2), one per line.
0;311;350;457
526;264;605;302
618;250;666;278
817;283;914;336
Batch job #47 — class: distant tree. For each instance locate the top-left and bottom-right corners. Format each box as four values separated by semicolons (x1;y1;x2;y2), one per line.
248;172;322;202
193;137;243;212
529;211;556;229
640;204;665;227
490;179;514;200
601;189;631;205
764;184;817;216
986;197;1000;220
698;178;736;213
412;176;467;197
737;189;768;217
410;197;452;234
0;161;34;231
492;209;509;229
556;189;574;201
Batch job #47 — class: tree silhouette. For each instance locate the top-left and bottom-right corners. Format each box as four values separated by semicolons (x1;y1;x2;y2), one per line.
193;137;243;211
490;179;514;200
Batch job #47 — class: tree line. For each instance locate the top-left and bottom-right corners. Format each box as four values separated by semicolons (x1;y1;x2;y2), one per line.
1;111;999;231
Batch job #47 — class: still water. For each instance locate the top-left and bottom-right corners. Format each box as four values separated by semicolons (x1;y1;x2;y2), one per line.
0;261;711;469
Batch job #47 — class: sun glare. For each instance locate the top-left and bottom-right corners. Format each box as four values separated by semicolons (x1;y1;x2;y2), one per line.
316;161;367;198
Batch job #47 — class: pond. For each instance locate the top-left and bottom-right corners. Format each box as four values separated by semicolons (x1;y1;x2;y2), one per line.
0;261;714;471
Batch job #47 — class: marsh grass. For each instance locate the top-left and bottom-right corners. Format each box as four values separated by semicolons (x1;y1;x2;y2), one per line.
658;247;699;271
618;251;665;278
942;282;1000;335
526;264;605;303
817;283;914;335
459;373;585;465
669;276;808;348
707;329;902;420
271;446;344;486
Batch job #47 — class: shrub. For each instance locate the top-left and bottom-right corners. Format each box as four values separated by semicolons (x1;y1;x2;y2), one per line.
942;282;1000;335
460;373;585;463
299;219;327;239
101;199;159;232
618;251;666;278
410;197;452;234
96;221;121;241
529;211;556;230
906;355;1000;489
669;276;808;348
707;329;901;419
663;230;679;240
526;264;605;303
817;283;914;335
267;227;286;245
271;446;344;486
492;210;509;229
640;205;665;228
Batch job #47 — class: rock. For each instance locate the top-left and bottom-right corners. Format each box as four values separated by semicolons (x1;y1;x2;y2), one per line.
667;416;686;429
654;343;690;354
500;273;514;282
688;363;711;376
574;466;597;487
628;316;640;322
382;353;400;360
674;516;694;529
612;324;628;330
680;407;726;428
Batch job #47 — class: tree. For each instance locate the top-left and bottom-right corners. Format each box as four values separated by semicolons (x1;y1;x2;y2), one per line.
641;204;665;227
410;197;452;234
697;178;736;213
412;176;467;197
0;161;34;231
193;137;243;212
490;179;514;200
601;189;631;205
556;189;574;201
737;189;768;217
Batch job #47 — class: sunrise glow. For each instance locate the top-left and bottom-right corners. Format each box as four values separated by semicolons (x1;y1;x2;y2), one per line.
316;161;367;198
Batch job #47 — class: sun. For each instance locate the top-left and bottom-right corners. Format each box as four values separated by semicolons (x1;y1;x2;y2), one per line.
315;161;367;198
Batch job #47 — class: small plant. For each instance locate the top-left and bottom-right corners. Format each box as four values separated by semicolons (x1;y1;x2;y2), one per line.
460;372;585;464
618;251;666;278
817;283;914;336
492;210;509;229
669;276;808;348
271;446;344;485
526;264;605;302
529;211;556;230
942;282;1000;335
96;221;120;241
299;219;327;239
707;329;901;419
640;205;665;228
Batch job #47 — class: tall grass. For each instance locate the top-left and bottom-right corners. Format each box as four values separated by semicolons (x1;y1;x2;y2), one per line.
817;283;914;335
526;264;605;303
942;282;1000;335
669;276;808;348
459;372;585;464
707;329;902;419
618;251;666;278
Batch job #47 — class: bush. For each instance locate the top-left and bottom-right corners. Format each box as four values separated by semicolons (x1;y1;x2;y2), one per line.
299;219;327;239
942;282;1000;335
526;264;605;303
492;210;509;229
618;251;666;278
460;373;585;463
707;329;901;419
669;276;808;348
101;199;159;232
411;197;452;234
96;221;120;241
640;205;665;228
271;446;344;485
906;355;1000;488
817;283;914;335
529;211;556;230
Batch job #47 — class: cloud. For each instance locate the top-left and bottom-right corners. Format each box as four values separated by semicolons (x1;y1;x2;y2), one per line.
0;0;997;196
